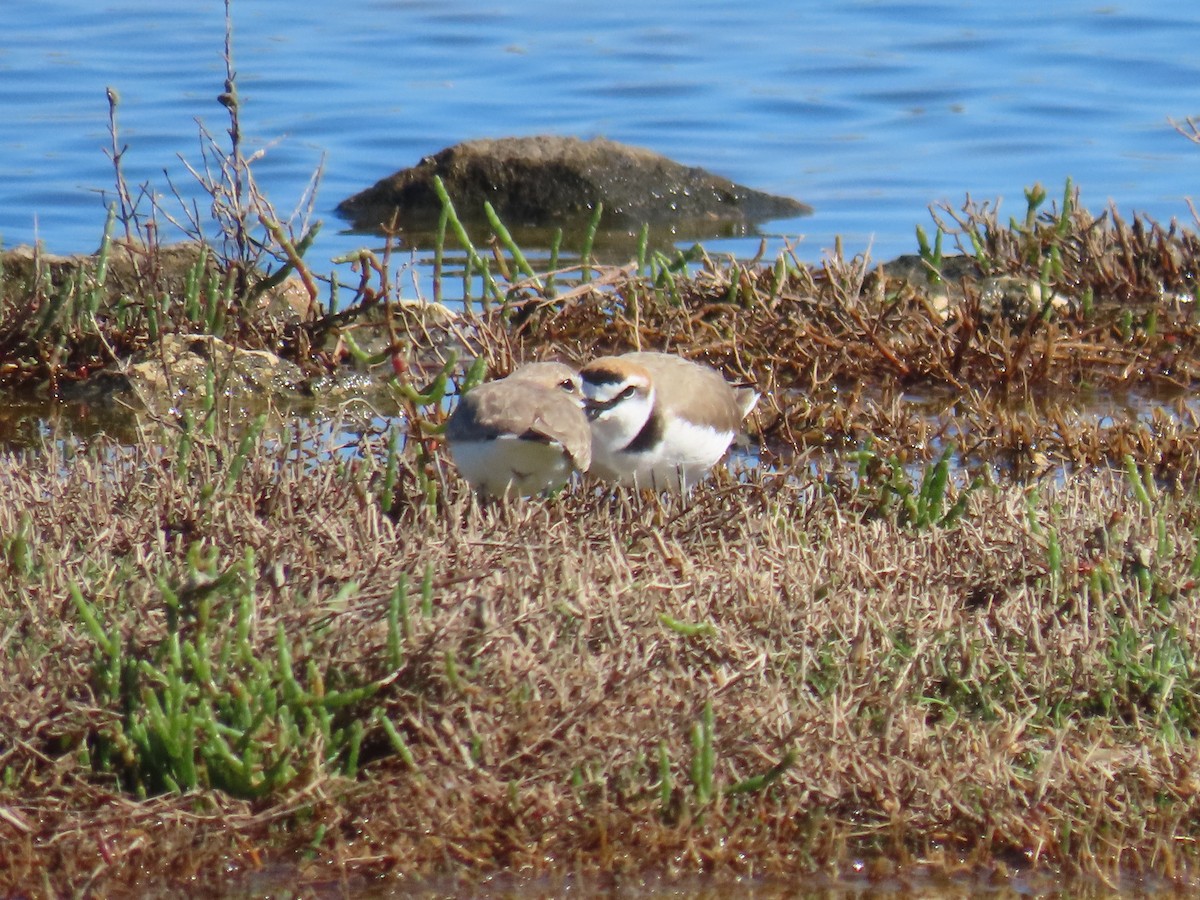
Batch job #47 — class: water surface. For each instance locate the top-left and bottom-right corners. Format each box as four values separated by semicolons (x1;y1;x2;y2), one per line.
4;0;1200;281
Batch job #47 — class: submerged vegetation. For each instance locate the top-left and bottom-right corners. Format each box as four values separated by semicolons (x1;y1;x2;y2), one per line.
6;10;1200;897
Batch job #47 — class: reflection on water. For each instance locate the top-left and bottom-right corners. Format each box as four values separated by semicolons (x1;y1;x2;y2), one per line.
0;395;134;450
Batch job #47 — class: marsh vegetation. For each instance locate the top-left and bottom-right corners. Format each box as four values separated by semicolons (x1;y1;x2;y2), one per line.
4;18;1200;897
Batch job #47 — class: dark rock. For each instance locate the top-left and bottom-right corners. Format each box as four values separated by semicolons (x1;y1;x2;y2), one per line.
336;135;811;246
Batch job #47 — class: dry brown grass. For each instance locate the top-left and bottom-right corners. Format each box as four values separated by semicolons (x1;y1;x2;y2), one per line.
2;410;1200;894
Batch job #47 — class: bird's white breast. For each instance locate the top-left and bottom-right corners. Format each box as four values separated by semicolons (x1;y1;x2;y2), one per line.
449;435;575;498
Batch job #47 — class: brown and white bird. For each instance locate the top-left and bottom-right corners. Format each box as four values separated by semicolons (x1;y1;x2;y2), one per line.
445;361;591;498
579;351;758;491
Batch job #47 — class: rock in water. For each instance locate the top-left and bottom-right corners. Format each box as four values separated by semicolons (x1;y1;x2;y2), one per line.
336;135;811;243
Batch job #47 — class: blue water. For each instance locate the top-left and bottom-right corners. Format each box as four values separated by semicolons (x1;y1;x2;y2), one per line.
4;0;1200;284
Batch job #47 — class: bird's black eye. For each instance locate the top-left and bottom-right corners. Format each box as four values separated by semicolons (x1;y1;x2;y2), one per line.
558;378;578;393
619;385;637;401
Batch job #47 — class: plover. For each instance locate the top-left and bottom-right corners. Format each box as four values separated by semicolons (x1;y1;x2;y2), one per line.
579;351;758;490
445;361;591;498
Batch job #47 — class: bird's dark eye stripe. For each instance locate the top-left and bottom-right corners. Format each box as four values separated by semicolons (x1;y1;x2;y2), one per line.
584;371;625;386
585;384;638;415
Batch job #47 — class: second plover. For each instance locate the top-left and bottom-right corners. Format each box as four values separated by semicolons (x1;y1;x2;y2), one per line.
445;361;591;498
